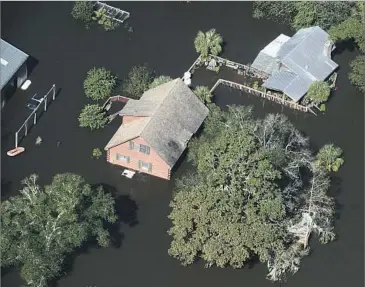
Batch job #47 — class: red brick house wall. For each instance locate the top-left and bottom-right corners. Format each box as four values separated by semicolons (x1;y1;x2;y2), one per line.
107;136;171;180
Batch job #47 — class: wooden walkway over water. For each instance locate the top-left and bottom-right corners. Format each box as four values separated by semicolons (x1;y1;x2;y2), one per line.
210;79;316;114
186;54;316;115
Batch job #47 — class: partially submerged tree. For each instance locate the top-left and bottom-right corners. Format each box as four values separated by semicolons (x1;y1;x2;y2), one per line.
1;173;117;287
92;8;119;31
194;86;212;104
79;104;109;130
315;144;344;172
122;65;152;99
92;148;103;159
194;29;223;59
305;81;331;105
84;67;116;101
169;105;341;281
149;75;173;89
71;1;94;26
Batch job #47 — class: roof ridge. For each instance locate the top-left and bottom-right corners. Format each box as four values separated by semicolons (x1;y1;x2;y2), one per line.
281;26;315;61
140;78;180;134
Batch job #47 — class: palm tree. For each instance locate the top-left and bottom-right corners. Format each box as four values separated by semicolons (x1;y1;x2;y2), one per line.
194;86;212;104
194;29;223;59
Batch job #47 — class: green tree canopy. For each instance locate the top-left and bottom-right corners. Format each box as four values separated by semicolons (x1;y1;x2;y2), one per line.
71;1;94;25
78;104;109;130
194;29;223;59
122;65;152;99
84;67;116;101
253;1;355;31
329;2;365;53
305;81;331;105
1;173;117;287
316;144;344;172
329;2;364;93
149;75;173;89
348;56;365;93
169;104;340;281
194;86;212;104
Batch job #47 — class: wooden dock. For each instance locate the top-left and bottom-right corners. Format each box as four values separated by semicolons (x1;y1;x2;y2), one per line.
211;79;316;115
184;53;316;115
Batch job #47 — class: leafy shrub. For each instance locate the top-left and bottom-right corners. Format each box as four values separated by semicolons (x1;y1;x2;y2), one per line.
194;86;212;104
92;148;103;159
316;144;344;172
122;65;152;99
306;81;331;104
349;56;365;93
84;67;116;101
79;104;108;130
149;75;173;89
71;1;94;25
92;8;119;31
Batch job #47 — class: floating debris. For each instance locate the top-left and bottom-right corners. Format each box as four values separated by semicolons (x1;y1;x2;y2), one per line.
35;136;42;145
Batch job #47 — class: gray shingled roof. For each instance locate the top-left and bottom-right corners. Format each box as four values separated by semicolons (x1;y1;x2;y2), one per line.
0;39;29;90
254;26;338;102
105;78;209;168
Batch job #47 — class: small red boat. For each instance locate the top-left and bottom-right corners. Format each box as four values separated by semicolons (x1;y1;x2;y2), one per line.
7;147;25;157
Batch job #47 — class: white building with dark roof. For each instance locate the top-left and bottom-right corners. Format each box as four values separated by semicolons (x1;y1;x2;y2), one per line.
251;26;338;102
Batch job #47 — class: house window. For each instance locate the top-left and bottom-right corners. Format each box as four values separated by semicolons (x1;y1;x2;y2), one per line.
129;141;150;155
139;144;150;154
116;153;130;163
129;141;140;150
138;160;152;172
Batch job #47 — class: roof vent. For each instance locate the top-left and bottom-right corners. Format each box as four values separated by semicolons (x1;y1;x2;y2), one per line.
305;65;309;70
1;58;8;66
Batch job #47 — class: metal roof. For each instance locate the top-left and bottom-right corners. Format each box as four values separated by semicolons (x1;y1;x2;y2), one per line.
105;79;209;168
283;75;313;102
259;26;338;102
263;70;297;92
280;26;338;81
0;39;29;90
251;34;290;75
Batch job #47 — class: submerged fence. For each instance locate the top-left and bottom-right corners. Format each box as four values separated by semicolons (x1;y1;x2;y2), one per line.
14;84;56;148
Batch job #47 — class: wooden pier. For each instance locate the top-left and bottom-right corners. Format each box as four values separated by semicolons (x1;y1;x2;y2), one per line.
208;55;269;79
211;79;316;115
184;53;316;115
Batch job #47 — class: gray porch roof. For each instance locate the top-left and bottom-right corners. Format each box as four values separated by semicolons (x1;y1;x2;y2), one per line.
0;39;29;90
105;78;209;168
